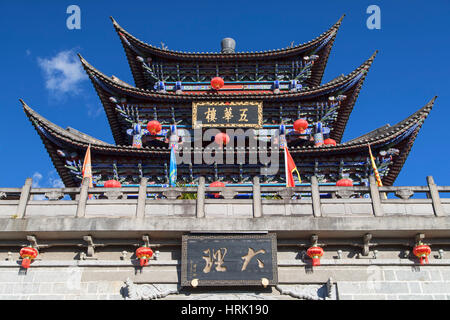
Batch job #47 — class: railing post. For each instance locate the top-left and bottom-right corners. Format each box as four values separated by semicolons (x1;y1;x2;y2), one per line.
16;178;32;218
196;176;205;218
76;177;90;218
136;177;148;218
310;176;322;217
252;176;262;218
369;175;383;216
427;176;444;216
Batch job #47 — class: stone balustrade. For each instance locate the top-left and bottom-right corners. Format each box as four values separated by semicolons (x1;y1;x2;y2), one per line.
0;176;448;219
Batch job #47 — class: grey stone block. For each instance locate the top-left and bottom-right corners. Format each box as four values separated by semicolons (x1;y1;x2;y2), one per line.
397;294;434;300
52;282;80;295
433;295;447;300
383;270;397;281
97;281;109;293
39;283;53;294
421;282;450;294
429;270;442;281
338;294;353;300
29;294;65;300
87;282;98;294
337;282;362;295
395;270;430;281
407;282;422;294
353;294;387;300
0;295;21;300
78;295;100;300
33;272;71;283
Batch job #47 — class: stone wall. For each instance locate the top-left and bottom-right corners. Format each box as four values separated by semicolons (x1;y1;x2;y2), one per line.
1;260;450;300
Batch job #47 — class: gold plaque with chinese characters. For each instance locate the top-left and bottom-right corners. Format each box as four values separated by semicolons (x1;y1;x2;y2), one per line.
192;101;263;129
181;233;278;287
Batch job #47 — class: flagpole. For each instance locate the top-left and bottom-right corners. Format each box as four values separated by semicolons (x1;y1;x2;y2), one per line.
368;143;386;200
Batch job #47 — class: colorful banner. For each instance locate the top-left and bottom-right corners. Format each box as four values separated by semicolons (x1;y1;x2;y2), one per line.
284;145;301;187
169;145;177;187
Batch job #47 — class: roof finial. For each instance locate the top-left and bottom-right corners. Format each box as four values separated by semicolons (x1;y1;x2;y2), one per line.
221;38;236;53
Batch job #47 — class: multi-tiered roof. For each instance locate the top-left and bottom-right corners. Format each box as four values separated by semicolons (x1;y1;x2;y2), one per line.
22;16;435;187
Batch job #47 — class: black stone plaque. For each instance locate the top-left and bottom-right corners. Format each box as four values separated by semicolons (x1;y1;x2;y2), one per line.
192;101;263;128
181;233;278;287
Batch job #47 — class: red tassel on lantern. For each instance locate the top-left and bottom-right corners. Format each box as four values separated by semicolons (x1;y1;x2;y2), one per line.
136;246;154;267
413;244;431;265
306;246;324;266
19;247;38;269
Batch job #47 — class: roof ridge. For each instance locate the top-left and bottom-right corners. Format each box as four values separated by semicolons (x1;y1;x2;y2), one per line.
21;99;112;147
111;15;345;56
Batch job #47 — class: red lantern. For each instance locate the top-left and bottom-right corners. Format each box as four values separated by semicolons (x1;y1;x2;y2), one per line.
324;138;336;146
215;132;230;146
210;77;224;90
136;246;154;267
306;246;324;266
209;181;225;199
146;120;162;135
413;244;431;265
104;180;121;188
19;247;38;269
293;119;309;133
336;178;353;187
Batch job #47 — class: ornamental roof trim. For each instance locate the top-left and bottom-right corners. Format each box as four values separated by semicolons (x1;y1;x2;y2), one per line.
79;51;376;101
22;97;435;187
110;15;344;59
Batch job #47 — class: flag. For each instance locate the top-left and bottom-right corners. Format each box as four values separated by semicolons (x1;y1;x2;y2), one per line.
82;144;94;199
368;144;383;187
284;145;301;187
82;144;93;188
169;145;177;187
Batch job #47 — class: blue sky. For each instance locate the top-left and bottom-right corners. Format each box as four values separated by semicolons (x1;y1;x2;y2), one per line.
0;0;449;188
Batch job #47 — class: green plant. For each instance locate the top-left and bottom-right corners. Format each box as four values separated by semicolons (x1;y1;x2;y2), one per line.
175;182;197;200
262;194;282;200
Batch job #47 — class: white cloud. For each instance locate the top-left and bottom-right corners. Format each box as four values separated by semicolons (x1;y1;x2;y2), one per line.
32;172;43;188
31;171;65;200
37;49;87;95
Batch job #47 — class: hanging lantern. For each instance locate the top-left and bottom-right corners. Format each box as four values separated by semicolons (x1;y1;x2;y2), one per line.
209;181;225;199
210;77;224;90
146;120;162;135
324;138;336;146
306;246;324;266
136;246;154;267
413;243;431;265
104;180;121;188
293;119;308;133
19;247;38;269
214;132;230;145
336;178;353;187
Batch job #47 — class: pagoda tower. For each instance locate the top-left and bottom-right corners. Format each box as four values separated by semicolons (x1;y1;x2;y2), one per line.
22;15;435;189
